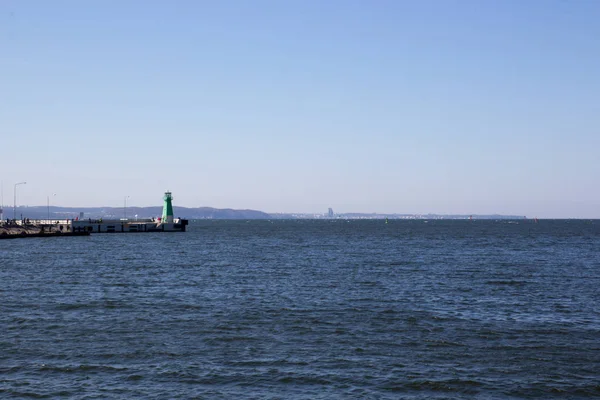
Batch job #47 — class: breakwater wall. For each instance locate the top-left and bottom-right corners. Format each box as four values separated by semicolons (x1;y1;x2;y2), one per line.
0;222;89;239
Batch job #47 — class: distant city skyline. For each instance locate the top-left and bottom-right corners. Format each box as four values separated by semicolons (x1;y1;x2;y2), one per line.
1;1;599;218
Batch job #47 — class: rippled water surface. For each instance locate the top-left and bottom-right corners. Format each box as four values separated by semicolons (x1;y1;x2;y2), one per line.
1;220;599;399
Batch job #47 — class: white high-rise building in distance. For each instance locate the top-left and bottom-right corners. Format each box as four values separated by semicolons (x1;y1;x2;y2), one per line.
327;208;334;218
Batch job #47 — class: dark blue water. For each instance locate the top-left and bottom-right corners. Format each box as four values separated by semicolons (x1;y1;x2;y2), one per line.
1;220;599;399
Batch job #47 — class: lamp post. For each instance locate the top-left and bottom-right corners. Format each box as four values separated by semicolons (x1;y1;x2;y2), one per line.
13;181;26;221
124;196;130;220
47;193;56;223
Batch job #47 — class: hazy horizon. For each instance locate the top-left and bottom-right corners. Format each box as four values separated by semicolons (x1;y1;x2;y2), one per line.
0;200;595;220
2;1;599;218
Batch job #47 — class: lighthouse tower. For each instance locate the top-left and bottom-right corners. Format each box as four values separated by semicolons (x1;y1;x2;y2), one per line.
162;191;174;224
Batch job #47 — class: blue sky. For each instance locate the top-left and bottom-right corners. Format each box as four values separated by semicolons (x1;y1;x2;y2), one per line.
1;0;599;217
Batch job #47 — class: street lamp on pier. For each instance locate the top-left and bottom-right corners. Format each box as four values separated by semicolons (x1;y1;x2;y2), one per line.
47;193;56;223
124;196;130;220
13;182;26;221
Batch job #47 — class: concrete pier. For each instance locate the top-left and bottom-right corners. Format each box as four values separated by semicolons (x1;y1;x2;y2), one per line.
1;192;186;239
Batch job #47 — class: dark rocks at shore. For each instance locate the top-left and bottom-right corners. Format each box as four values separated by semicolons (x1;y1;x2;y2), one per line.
0;224;42;236
0;223;80;239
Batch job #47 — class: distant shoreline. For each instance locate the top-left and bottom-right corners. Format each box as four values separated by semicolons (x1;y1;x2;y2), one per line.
5;205;595;220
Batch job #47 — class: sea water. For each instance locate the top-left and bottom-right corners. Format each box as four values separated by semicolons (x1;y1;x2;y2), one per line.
1;220;599;399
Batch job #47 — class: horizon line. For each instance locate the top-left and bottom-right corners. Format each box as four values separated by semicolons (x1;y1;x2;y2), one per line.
3;204;599;219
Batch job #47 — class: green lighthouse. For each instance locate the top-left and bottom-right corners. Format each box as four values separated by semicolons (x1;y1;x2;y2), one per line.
162;191;174;223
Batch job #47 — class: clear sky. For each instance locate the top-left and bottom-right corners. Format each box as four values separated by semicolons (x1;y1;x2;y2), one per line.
1;0;599;218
